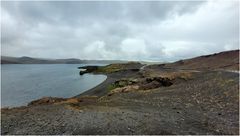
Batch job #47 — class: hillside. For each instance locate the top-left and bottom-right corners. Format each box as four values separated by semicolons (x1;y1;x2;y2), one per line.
1;56;128;64
1;50;239;135
163;50;239;71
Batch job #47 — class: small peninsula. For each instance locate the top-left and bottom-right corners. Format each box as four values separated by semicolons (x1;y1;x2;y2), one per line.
1;50;239;135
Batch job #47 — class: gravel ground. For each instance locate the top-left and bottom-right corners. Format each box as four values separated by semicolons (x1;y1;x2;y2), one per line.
1;64;239;135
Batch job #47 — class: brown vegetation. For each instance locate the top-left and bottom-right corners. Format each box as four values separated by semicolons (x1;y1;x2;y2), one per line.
1;50;239;135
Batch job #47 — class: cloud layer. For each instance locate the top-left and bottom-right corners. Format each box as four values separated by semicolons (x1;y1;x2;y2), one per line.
1;1;239;61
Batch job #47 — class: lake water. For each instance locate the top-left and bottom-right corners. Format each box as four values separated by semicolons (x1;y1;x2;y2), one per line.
1;64;107;108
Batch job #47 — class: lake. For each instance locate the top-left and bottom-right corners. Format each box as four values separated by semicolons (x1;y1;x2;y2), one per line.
1;64;107;108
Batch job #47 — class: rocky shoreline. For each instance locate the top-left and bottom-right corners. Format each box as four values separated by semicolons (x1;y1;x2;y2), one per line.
76;63;143;97
1;50;239;135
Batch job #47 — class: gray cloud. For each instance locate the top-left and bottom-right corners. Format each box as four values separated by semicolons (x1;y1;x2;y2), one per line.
1;1;239;61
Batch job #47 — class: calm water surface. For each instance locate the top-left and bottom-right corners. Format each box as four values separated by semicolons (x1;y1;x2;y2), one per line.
1;64;107;108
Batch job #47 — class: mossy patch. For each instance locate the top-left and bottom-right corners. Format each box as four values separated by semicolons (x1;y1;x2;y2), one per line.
107;84;120;91
107;78;138;91
96;62;142;74
97;64;124;73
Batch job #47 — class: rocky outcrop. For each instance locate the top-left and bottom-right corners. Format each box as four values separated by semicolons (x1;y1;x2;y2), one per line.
78;62;143;75
78;66;99;75
1;50;239;135
145;77;173;86
107;76;173;96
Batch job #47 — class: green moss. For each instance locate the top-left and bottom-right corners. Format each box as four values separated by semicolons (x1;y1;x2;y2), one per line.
97;64;124;73
107;84;119;91
107;78;138;91
117;80;128;87
96;62;141;74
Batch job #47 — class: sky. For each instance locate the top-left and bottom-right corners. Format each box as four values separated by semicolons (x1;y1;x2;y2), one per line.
1;1;239;61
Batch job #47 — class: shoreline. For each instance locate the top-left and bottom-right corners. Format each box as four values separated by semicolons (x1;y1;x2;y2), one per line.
1;74;109;109
1;51;239;135
0;73;109;109
75;68;142;98
1;64;142;109
74;74;110;97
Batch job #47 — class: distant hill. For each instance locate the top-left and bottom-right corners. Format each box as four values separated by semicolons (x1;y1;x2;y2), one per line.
147;50;239;71
1;56;128;64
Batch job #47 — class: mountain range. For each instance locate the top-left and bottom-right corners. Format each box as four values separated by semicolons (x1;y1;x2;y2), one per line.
1;56;128;64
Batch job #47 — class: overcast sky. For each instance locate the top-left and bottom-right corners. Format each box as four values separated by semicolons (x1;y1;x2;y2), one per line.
1;1;239;61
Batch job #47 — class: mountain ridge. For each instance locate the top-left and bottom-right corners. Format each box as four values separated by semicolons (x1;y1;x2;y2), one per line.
147;49;239;71
1;56;128;64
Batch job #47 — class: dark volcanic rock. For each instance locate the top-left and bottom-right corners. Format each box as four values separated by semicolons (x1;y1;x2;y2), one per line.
1;50;239;135
145;77;173;86
78;66;99;75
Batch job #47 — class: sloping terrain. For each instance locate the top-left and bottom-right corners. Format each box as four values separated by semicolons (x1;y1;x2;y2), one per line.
147;50;239;71
1;50;239;135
